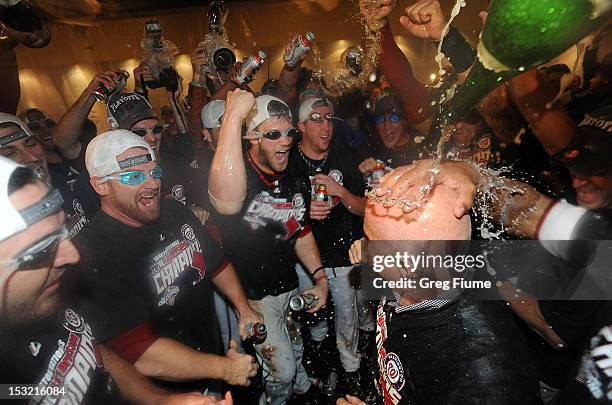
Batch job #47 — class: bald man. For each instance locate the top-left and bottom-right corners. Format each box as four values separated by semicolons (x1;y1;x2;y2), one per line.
350;179;541;405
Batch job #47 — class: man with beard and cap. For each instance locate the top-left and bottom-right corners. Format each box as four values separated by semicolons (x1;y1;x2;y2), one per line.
71;130;261;396
0;156;227;405
289;97;368;396
105;91;212;215
0;113;98;239
208;90;329;404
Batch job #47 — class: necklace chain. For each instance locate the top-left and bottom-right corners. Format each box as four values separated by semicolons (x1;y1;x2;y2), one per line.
298;146;328;174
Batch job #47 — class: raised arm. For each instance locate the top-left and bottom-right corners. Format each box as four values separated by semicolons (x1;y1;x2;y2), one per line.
208;89;254;214
53;70;125;159
510;69;576;155
373;0;434;125
277;34;310;105
186;46;211;148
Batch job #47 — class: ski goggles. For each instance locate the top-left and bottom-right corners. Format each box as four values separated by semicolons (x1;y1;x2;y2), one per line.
101;166;163;185
251;127;299;140
308;112;338;123
375;113;402;125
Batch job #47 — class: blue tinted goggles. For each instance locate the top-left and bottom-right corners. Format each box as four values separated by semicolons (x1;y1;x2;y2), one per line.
101;166;163;185
375;113;402;125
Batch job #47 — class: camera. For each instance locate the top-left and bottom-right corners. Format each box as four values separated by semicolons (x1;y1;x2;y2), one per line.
212;46;236;72
144;20;163;52
141;20;180;92
341;46;363;76
146;67;179;92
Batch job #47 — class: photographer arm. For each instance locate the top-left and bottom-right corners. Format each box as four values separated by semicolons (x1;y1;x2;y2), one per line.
187;46;211;146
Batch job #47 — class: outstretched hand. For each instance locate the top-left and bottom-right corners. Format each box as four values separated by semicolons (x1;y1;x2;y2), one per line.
375;160;480;219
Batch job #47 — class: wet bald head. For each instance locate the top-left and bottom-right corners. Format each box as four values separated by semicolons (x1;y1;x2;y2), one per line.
364;183;471;241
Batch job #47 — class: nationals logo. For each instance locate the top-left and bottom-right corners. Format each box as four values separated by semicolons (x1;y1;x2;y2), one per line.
384;352;405;391
171;184;186;205
376;299;403;405
181;224;197;244
62;308;86;334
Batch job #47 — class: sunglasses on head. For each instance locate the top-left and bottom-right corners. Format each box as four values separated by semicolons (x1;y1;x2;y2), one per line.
132;125;164;137
27;119;56;131
375;113;401;125
0;226;69;272
308;112;337;123
253;128;299;140
101;166;163;185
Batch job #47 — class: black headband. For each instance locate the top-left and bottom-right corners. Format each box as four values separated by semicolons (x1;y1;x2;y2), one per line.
117;153;152;170
0;129;29;147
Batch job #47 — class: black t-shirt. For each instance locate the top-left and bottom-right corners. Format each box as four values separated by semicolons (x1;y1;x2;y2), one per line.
48;160;99;239
215;151;311;300
160;150;208;209
288;144;365;267
447;132;522;170
0;308;120;405
73;201;226;358
372;141;426;169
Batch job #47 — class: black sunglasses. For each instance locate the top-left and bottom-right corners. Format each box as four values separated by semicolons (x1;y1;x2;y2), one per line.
28;119;56;131
132;124;164;137
255;128;299;140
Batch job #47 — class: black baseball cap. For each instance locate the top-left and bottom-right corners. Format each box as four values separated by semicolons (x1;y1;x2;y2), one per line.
372;90;402;117
107;92;158;130
554;106;612;176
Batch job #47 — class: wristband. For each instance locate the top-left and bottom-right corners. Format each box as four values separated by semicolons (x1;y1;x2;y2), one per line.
537;200;587;241
312;266;326;278
434;27;475;73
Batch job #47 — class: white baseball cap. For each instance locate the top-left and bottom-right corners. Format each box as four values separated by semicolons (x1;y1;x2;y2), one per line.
0;113;34;147
85;130;156;178
0;156;63;242
201;100;225;129
298;98;334;123
246;95;292;130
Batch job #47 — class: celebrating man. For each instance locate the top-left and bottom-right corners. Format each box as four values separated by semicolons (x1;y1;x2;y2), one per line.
72;130;260;394
209;90;329;404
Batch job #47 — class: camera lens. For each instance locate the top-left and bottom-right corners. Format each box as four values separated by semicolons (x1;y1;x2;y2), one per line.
213;48;236;71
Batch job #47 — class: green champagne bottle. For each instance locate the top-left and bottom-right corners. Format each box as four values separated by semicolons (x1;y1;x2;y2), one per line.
440;0;611;125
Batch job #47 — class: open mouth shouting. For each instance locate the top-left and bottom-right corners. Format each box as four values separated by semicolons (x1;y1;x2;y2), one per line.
138;188;160;209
